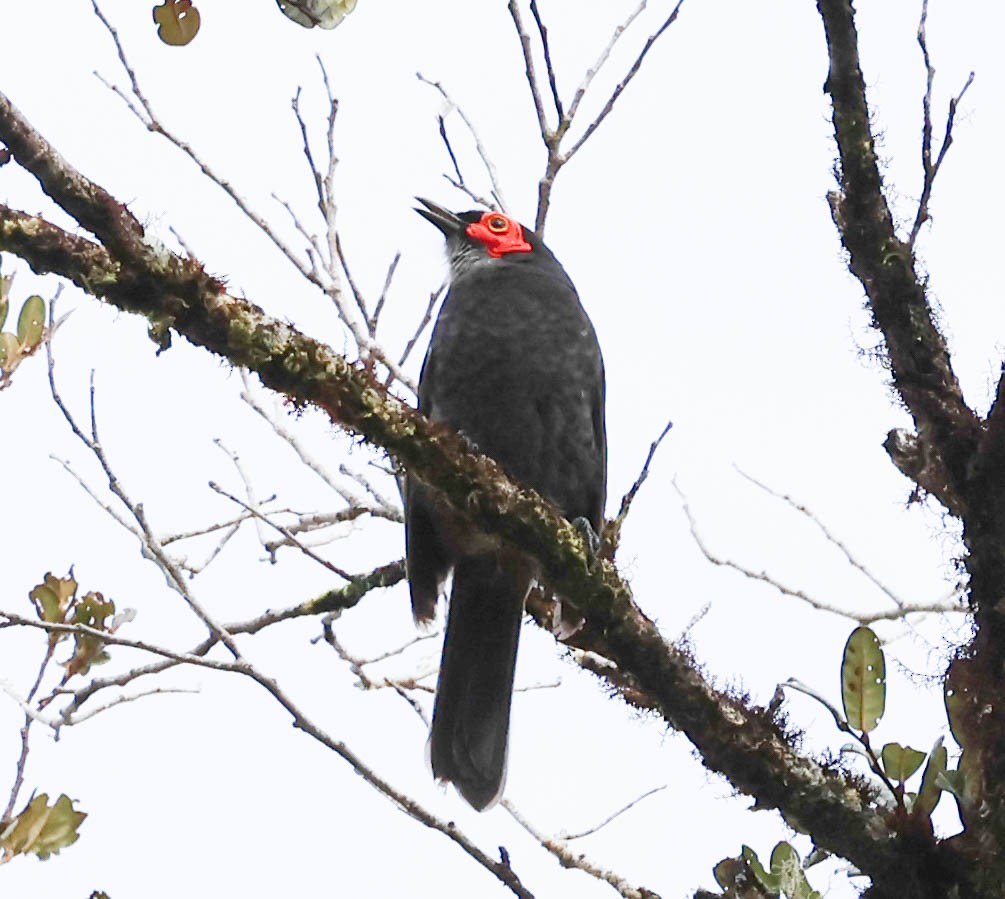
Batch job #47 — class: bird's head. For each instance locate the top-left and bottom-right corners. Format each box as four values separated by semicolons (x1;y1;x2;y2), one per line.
415;198;540;277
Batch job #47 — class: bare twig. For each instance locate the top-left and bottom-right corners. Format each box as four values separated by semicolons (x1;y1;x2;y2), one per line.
907;0;975;247
55;559;406;722
338;462;400;514
506;0;551;143
506;0;684;232
397;282;446;372
161;513;256;546
238;372;402;523
528;0;564;120
45;332;242;657
603;419;673;558
676;479;963;624
66;685;200;725
619;420;674;518
416;73;508;211
563;2;684;162
209;481;354;579
370;252;401;337
2;609;535;898
735;468;907;609
559;785;667;840
91;1;326;292
2;640;57;822
502;799;662;899
95;6;415;394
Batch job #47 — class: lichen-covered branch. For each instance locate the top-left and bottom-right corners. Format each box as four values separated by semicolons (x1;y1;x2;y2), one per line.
816;1;1005;894
816;0;980;519
0;87;913;883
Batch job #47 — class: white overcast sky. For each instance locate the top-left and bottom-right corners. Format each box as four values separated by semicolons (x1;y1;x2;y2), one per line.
1;1;1003;897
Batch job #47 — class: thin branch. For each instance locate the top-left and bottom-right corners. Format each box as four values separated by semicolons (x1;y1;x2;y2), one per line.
54;559;405;722
735;468;909;610
416;73;508;211
907;0;975;247
559;785;667;840
316;56;342;298
338;462;400;515
45;338;241;656
161;513;256;546
91;1;326;292
506;1;552;140
369;252;401;337
66;685;200;725
603;419;672;559
565;2;647;125
529;1;563;120
506;0;684;232
2;611;536;899
397;282;446;371
214;438;271;550
1;639;56;823
676;480;962;625
209;481;354;579
238;371;402;522
563;2;684;162
502;799;662;899
291;85;327;235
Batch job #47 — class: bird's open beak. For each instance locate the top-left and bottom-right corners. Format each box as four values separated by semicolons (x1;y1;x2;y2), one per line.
415;197;466;236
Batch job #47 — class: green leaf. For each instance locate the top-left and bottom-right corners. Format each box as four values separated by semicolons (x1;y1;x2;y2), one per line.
0;793;86;861
880;742;926;782
0;331;19;369
936;768;966;800
770;842;821;899
16;295;45;349
841;626;885;733
944;682;970;748
742;844;780;892
152;0;201;46
915;739;948;819
938;749;978;818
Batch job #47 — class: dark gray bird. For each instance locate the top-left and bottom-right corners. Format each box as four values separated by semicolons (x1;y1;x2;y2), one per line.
406;199;607;810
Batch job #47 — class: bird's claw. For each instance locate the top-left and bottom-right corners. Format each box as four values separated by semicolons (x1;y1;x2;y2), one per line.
571;516;601;562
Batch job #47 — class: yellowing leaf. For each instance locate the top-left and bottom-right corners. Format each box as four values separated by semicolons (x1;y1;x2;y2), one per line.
152;0;201;46
279;0;357;29
16;295;45;349
30;573;78;625
0;794;86;861
65;592;117;677
841;625;885;733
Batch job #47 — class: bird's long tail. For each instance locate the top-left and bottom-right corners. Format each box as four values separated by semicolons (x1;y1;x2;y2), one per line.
429;553;531;811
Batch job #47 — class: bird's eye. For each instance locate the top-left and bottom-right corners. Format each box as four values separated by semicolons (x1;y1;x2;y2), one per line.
486;214;509;234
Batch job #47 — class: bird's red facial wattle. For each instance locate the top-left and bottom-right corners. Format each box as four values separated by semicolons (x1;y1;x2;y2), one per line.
465;212;532;258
